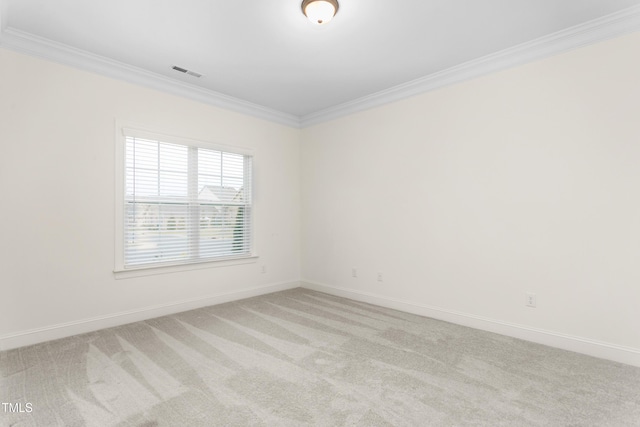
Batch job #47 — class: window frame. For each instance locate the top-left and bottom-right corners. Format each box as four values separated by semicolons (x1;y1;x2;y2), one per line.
114;125;257;279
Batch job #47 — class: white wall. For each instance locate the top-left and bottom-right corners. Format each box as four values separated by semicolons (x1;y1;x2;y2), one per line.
0;48;301;348
2;31;640;365
301;32;640;363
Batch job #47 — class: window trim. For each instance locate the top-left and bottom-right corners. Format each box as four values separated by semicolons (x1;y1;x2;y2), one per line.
114;123;257;278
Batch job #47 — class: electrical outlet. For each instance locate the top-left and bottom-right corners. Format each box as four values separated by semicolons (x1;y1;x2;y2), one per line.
351;268;358;278
526;292;537;308
377;272;383;282
261;265;267;274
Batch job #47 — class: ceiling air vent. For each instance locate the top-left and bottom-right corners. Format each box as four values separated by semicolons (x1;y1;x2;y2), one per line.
171;65;202;78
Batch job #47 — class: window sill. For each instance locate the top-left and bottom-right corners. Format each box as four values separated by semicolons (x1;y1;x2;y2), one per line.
113;255;259;280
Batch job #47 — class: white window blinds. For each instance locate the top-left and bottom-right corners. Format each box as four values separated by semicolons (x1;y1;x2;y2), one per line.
123;134;252;268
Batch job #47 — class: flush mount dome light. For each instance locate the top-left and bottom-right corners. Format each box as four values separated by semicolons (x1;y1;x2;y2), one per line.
302;0;339;25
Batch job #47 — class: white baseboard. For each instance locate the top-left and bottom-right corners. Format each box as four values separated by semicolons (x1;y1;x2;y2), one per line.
0;280;300;352
301;280;640;368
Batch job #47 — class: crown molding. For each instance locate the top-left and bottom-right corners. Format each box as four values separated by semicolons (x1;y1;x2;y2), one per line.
1;5;640;129
300;5;640;127
0;27;301;128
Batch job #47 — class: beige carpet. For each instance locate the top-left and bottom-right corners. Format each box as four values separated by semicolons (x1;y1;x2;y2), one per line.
1;288;639;426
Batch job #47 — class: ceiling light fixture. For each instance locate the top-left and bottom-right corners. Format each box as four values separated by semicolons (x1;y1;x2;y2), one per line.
302;0;339;25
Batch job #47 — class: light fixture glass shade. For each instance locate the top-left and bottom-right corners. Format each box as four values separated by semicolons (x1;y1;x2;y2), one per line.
303;0;338;25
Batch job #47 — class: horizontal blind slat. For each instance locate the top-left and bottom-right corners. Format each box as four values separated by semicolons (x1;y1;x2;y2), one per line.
124;136;252;268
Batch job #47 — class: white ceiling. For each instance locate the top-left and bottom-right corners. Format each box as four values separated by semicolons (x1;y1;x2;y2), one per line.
2;0;640;126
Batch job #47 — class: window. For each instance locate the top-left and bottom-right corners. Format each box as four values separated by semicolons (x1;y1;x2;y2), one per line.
117;128;253;270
